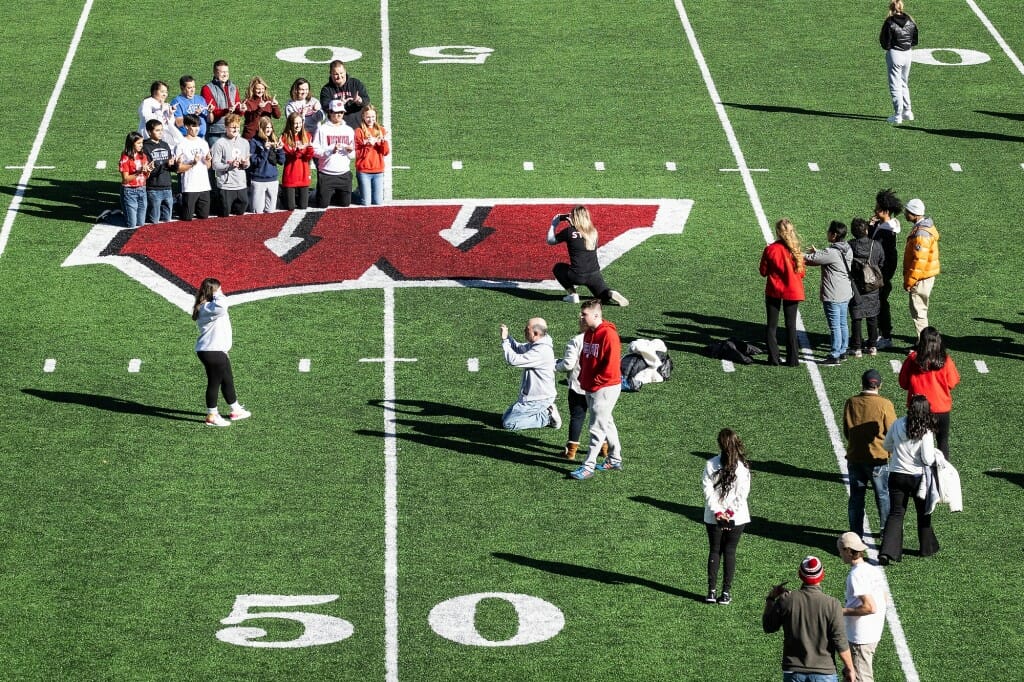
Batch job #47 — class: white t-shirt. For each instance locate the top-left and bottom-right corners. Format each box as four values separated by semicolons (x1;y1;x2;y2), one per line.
176;137;211;193
844;561;887;644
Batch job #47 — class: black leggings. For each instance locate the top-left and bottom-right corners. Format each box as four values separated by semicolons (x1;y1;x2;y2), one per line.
566;389;588;443
553;263;611;302
706;522;746;592
283;186;310;210
197;351;236;410
765;296;800;366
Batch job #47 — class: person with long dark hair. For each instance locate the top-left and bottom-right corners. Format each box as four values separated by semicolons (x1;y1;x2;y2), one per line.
760;218;806;366
118;131;152;228
899;326;959;459
547;206;629;306
848;217;885;357
192;278;250;427
702;428;752;605
878;395;938;564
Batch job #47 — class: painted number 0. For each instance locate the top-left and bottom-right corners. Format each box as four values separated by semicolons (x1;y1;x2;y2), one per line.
216;592;564;648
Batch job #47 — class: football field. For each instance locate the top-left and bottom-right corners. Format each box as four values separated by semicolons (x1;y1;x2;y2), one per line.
1;1;1023;680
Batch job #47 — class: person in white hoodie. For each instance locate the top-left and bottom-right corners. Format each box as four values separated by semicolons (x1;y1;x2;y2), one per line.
500;317;559;431
702;428;752;606
192;278;250;427
313;99;356;207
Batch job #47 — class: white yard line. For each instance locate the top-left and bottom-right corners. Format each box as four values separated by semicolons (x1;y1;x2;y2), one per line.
966;0;1024;75
673;2;919;679
0;0;94;259
382;285;399;682
380;0;394;202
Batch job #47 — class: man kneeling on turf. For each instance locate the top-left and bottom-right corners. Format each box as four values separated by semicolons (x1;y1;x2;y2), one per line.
500;318;561;430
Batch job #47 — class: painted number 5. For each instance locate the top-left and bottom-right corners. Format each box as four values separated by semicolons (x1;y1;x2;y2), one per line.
409;46;494;64
216;594;354;649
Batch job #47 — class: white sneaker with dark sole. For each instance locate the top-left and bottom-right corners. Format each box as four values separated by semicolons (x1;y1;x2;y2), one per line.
563;293;580;304
548;404;562;429
230;406;252;421
205;414;231;427
609;290;629;306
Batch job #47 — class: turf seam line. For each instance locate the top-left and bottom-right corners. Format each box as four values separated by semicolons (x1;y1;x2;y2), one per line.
0;0;94;260
674;2;919;679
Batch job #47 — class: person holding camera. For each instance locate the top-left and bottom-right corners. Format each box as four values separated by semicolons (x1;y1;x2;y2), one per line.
702;428;752;606
546;205;628;306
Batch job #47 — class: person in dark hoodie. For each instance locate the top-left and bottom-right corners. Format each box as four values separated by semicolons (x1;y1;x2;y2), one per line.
868;189;903;349
880;1;918;124
848;218;885;357
319;60;371;131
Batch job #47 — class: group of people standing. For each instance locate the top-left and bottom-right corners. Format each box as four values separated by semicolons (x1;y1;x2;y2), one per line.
760;189;940;366
118;59;390;227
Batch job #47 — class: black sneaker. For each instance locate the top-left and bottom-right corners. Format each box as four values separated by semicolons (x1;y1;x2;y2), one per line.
717;591;732;605
705;589;717;604
822;356;841;366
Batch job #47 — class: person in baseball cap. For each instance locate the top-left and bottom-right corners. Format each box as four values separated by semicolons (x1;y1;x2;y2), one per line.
838;532;887;682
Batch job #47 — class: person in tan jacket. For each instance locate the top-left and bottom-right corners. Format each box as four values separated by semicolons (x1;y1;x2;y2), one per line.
843;369;897;540
902;198;939;338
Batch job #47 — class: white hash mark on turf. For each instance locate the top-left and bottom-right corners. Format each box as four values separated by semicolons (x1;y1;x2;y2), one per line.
467;358;479;372
0;0;95;260
594;161;605;171
975;359;989;374
673;2;920;679
452;160;463;170
128;358;141;373
299;358;311;372
523;161;534;171
96;160;107;170
891;359;902;373
665;161;677;171
808;162;819;172
721;360;735;372
43;358;56;373
879;162;891;172
950;163;962;172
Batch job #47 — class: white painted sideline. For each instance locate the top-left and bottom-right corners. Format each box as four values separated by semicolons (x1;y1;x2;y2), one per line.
380;0;394;202
966;0;1024;75
381;286;399;682
674;2;919;679
0;0;94;260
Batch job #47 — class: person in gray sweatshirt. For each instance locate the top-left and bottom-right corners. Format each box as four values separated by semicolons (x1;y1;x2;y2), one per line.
210;113;250;216
805;221;854;365
500;317;561;430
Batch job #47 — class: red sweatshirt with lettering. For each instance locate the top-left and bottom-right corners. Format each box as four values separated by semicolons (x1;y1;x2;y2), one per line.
579;320;622;392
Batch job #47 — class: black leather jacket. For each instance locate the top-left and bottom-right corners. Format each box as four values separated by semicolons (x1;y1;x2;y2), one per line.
880;14;918;51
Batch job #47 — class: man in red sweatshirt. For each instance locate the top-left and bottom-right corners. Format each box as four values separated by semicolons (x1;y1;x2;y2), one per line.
571;300;623;480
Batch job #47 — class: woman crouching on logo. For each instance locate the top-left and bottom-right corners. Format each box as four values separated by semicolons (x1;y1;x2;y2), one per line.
546;205;629;306
192;278;251;427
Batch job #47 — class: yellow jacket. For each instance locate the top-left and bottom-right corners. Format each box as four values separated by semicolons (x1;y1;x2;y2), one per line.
903;219;940;288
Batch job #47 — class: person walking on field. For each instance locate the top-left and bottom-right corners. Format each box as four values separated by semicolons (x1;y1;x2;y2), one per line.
902;198;939;338
880;1;918;124
843;369;896;541
192;278;250;427
702;428;752;606
760;218;806;367
547;206;629;306
898;326;959;460
838;532;888;682
570;300;623;480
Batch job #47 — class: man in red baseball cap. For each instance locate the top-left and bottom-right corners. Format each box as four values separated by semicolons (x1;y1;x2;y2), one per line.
763;556;857;681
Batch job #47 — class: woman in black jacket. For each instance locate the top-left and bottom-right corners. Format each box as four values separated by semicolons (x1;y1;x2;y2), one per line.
880;1;919;124
848;218;885;357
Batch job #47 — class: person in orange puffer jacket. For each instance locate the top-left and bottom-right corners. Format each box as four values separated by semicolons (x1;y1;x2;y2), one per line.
902;198;939;339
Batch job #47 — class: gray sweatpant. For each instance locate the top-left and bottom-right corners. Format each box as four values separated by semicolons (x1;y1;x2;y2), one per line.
886;49;913;118
582;384;622;470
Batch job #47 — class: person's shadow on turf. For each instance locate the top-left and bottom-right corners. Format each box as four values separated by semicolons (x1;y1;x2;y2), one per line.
361;399;569;474
21;388;201;422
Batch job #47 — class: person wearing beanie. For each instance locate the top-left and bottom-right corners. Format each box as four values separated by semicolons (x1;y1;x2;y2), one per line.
838;533;888;682
843;369;897;540
763;556;856;681
902;198;939;338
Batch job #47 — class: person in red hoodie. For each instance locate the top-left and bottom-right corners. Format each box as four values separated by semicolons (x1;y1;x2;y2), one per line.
571;300;623;480
281;112;316;210
898;326;959;459
760;218;807;367
355;105;389;206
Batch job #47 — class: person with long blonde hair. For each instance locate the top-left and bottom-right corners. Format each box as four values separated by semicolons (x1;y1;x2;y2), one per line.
546;205;629;306
247;116;284;213
191;278;250;427
760;218;806;366
355;105;389;205
242;76;282;139
880;0;918;124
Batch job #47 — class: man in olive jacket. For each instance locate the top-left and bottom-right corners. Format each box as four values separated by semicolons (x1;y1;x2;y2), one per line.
844;369;897;539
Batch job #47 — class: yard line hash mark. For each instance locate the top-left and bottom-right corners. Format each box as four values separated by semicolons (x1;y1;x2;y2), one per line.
721;360;735;373
299;358;311;372
879;163;891;172
890;359;902;373
523;161;534;171
452;160;463;170
128;359;142;373
665;161;677;171
950;163;962;172
594;161;605;171
467;358;479;372
808;162;820;172
43;359;57;373
974;359;989;373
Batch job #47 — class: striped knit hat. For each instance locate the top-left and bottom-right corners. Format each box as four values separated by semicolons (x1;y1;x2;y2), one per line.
799;556;825;585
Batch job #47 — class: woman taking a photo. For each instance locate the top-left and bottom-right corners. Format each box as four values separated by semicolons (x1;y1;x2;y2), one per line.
759;218;806;366
546;205;629;306
192;278;251;427
805;220;854;365
879;395;938;564
702;428;751;605
899;326;959;459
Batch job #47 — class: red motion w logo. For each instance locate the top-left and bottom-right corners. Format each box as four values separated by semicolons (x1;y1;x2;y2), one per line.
64;199;692;311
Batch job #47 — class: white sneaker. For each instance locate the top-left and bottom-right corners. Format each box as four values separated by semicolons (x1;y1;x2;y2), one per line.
548;403;563;429
903;111;914;121
886;115;902;124
205;413;231;427
609;290;629;307
562;293;580;304
230;406;251;421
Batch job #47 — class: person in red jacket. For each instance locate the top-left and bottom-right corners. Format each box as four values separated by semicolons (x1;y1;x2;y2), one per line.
281;112;316;210
760;218;807;366
571;300;623;480
898;326;959;459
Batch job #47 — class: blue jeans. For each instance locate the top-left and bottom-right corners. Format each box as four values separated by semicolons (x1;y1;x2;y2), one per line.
121;186;148;228
147;188;173;223
502;399;553;430
848;461;889;538
782;673;837;682
357;171;383;205
823;300;849;359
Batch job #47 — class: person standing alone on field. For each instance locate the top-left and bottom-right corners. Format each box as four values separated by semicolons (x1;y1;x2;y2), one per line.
192;278;250;427
837;532;888;682
702;428;752;606
843;369;896;540
571;300;623;480
868;189;902;349
880;0;918;124
763;556;856;682
902;198;939;338
499;317;560;431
